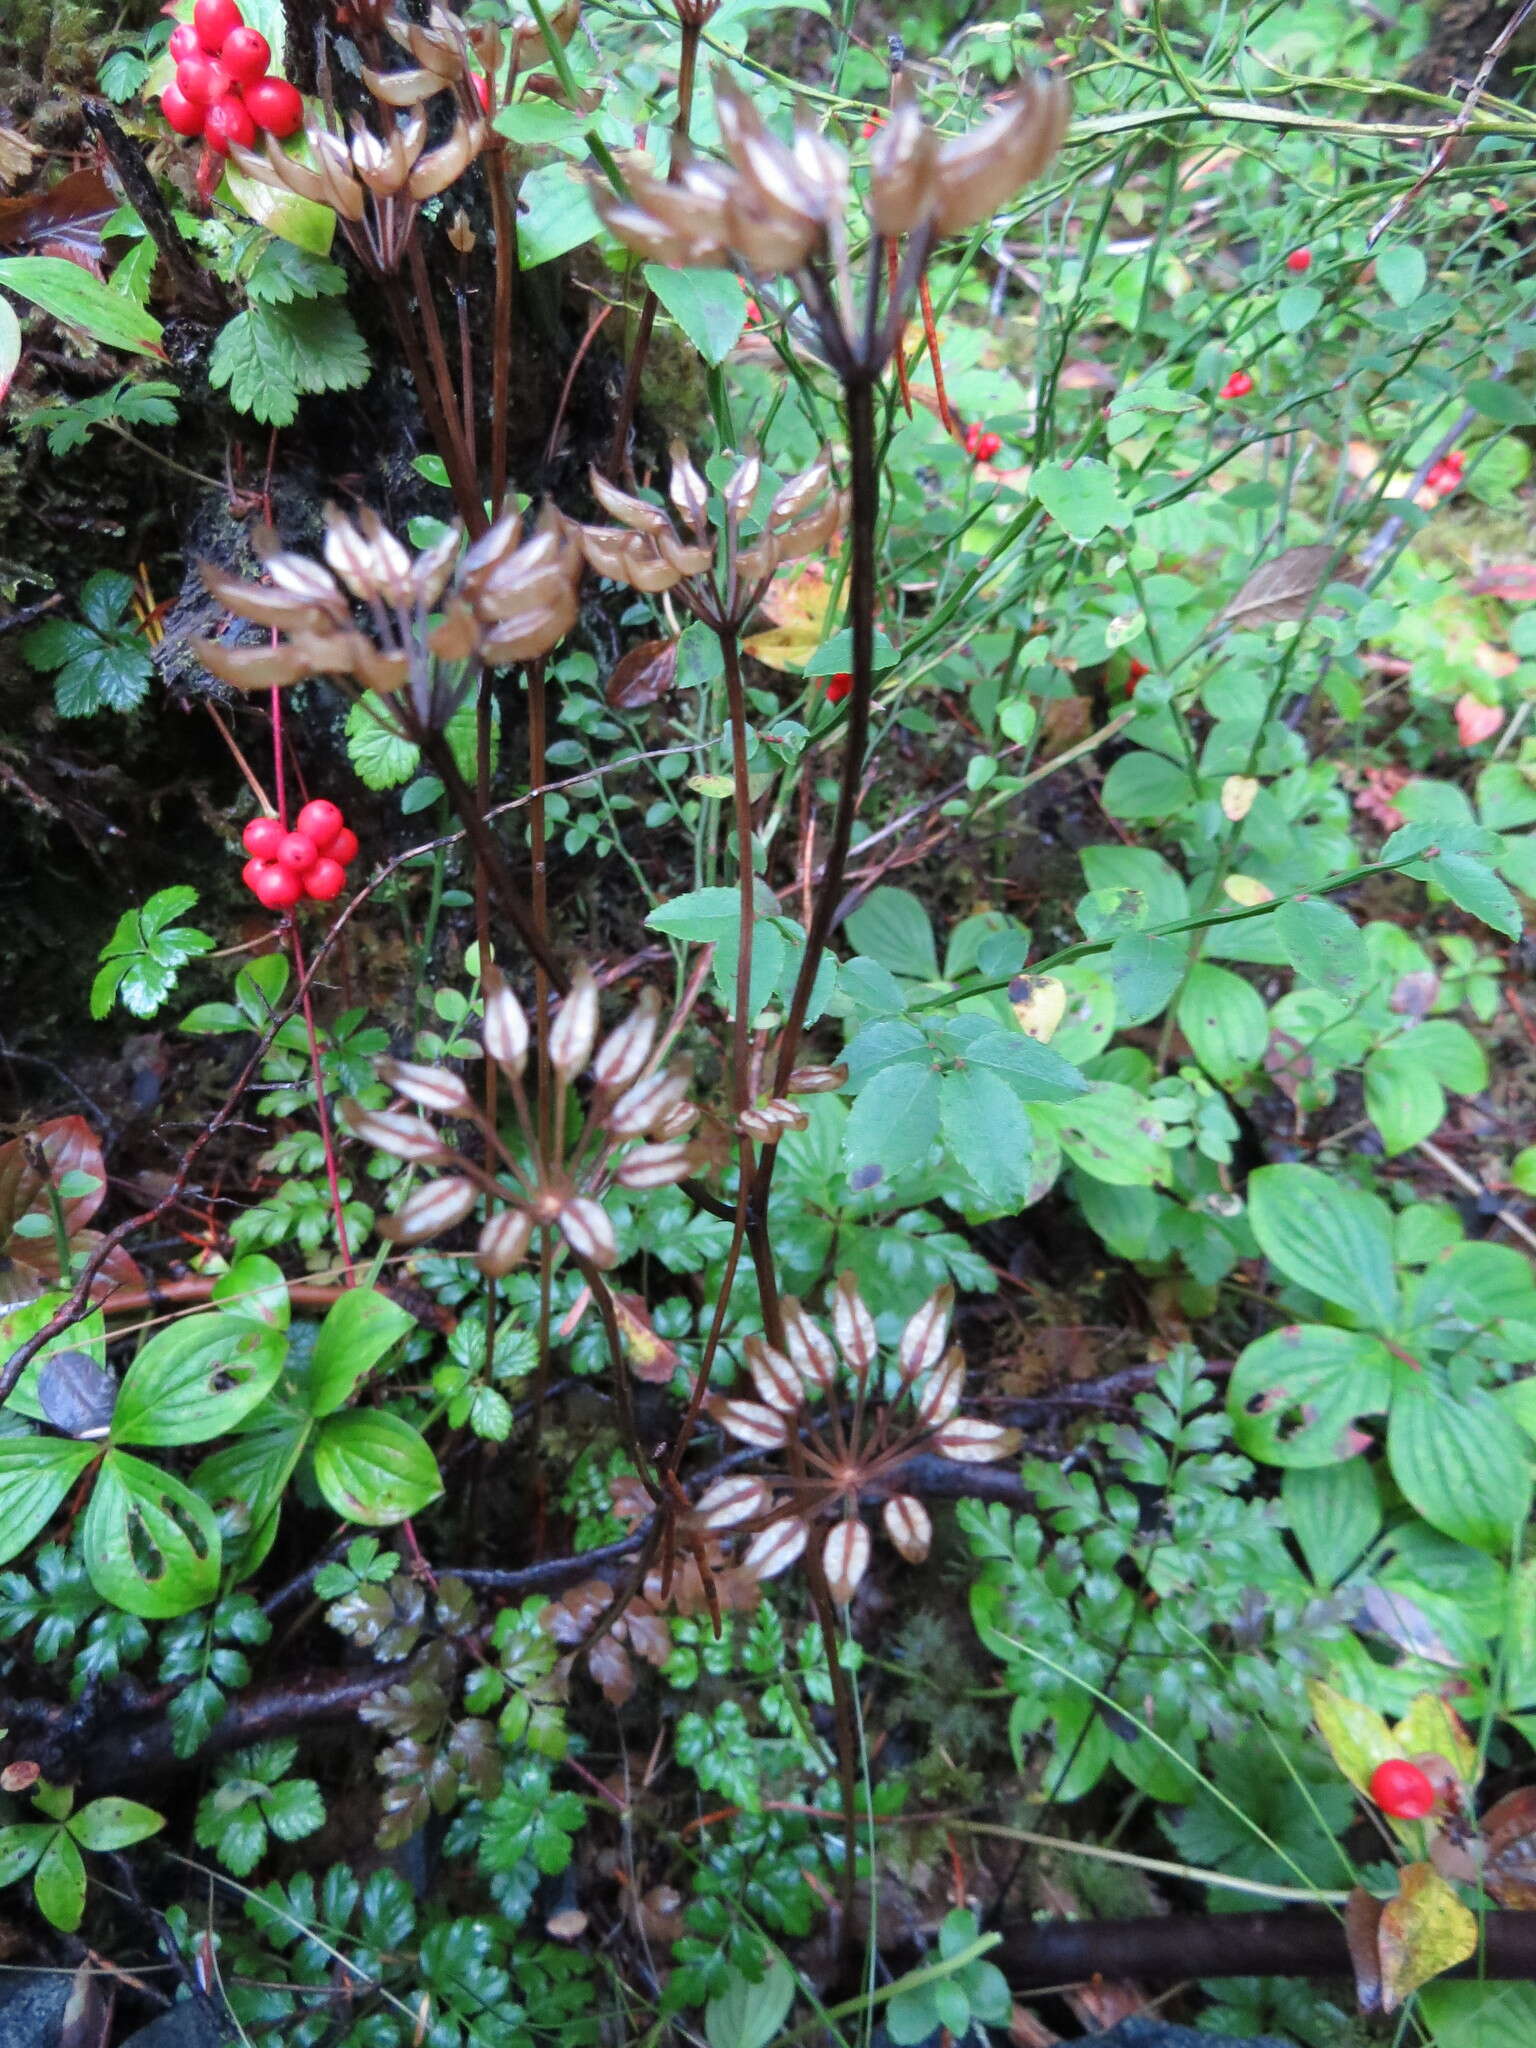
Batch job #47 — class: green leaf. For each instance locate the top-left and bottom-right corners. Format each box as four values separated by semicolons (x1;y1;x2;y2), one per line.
704;1957;795;2048
311;1412;443;1525
960;1027;1089;1103
1418;1981;1536;2048
68;1797;164;1851
1388;1376;1531;1553
32;1828;86;1932
112;1313;284;1446
0;1439;99;1567
1100;749;1194;819
1478;763;1536;830
0;1824;53;1889
221;156;336;256
643;264;747;365
1105;933;1183;1025
1045;1082;1169;1186
1032;456;1130;539
308;1287;415;1417
647;886;750;945
1176;962;1267;1088
1463;379;1536;426
1429;852;1522;938
1283;1459;1381;1587
842;1062;941;1185
209;299;368;427
0;255;164;358
1229;1324;1394;1467
1247;1163;1398;1326
1274;895;1368;996
345;698;418;789
1275;283;1323;333
1364;1045;1445;1155
1375;244;1426;307
194;1420;310;1578
83;1449;222;1617
242;239;346;306
518;162;601;266
212;1255;291;1331
843;887;937;980
939;1069;1034;1209
1306;1678;1396;1797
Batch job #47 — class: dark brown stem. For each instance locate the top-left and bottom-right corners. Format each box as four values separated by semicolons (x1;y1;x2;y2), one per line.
718;628;756;1121
383;276;484;534
526;657;557;1445
487;147;520;513
408;238;484;536
605;15;702;475
415;723;568;993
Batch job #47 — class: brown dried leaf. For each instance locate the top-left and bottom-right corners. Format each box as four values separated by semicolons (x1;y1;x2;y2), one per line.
1345;1885;1384;2014
612;1290;680;1383
1218;543;1351;632
0;169;118;275
605;636;677;709
1480;1786;1536;1906
0;128;39;189
586;1632;634;1705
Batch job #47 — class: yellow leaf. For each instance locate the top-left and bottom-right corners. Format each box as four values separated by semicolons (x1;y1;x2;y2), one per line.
1378;1862;1478;2013
1221;774;1260;821
1308;1679;1397;1796
1394;1694;1478;1785
1010;975;1068;1043
742;563;833;674
1224;874;1273;905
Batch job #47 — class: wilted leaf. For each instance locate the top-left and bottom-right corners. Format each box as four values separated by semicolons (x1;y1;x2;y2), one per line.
1218;543;1351;631
1479;1787;1536;1906
606;637;677;709
1468;562;1536;601
0;169;117;276
612;1291;679;1384
1377;1862;1477;2012
1346;1886;1385;2013
743;563;833;672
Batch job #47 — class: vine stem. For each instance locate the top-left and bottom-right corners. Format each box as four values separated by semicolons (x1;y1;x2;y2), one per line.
382;274;483;533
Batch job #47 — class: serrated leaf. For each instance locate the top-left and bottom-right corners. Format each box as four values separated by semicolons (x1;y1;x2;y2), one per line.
1032;457;1129;540
345;697;418;789
209;299;368;427
518;162;600;266
1218;543;1348;631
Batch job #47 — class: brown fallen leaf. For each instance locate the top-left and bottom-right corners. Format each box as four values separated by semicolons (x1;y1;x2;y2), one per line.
1218;542;1353;632
0;167;119;276
0;127;39;189
605;636;676;710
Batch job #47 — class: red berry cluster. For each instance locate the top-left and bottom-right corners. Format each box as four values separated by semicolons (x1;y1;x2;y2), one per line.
964;420;1003;462
161;0;303;156
1220;369;1254;401
1426;447;1464;498
240;800;359;912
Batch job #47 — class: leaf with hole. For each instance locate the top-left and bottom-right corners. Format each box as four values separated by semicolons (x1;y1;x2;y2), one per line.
111;1312;284;1446
82;1449;221;1617
1230;1323;1394;1467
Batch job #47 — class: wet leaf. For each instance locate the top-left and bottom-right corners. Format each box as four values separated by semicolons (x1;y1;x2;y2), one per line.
0;169;117;276
606;636;677;709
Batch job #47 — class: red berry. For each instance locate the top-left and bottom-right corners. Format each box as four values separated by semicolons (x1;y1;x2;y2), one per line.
175;53;231;104
204;94;257;155
169;24;203;61
220;26;271;83
242;815;284;858
1220;370;1254;400
975;432;1003;462
295;798;344;851
160;82;206;137
242;74;303;138
825;673;853;706
861;115;883;138
1126;658;1150;696
275;830;318;872
193;0;245;53
327;826;359;867
302;857;347;902
1369;1759;1436;1820
1286;248;1312;272
964;421;982;454
471;70;490;111
1444;449;1465;473
241;856;266;894
252;862;302;910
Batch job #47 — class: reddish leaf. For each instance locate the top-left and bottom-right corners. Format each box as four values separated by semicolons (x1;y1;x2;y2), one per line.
612;1290;679;1383
1468;562;1536;601
605;637;677;710
0;168;119;277
0;1116;143;1303
1481;1786;1536;1906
